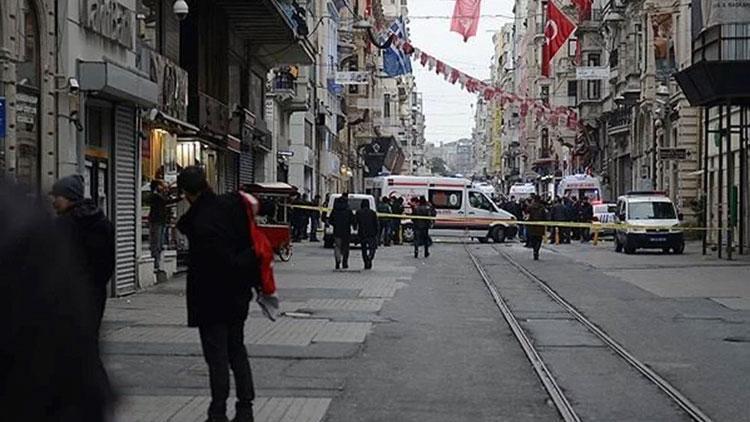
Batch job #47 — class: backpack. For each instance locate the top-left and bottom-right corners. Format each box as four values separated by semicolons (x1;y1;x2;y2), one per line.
238;192;276;295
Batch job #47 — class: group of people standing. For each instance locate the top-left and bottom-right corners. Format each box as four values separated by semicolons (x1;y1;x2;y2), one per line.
500;194;595;261
290;194;322;243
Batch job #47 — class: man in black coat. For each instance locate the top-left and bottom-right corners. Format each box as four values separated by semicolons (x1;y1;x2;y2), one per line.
51;175;115;342
579;196;595;243
2;179;112;421
412;196;436;258
177;166;257;422
355;199;379;270
328;193;355;270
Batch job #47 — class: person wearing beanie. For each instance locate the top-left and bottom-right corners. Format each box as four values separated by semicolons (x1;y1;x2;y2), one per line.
50;173;116;412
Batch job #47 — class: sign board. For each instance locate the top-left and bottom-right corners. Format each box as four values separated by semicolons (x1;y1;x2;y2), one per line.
0;97;6;138
335;71;370;85
659;147;688;160
576;66;610;80
277;150;294;157
355;98;381;109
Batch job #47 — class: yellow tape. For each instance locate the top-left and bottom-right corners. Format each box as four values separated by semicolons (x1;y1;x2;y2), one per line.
283;204;727;232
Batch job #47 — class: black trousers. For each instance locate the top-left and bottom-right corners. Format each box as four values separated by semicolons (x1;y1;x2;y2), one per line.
528;235;543;258
199;322;255;417
414;228;430;256
361;236;377;266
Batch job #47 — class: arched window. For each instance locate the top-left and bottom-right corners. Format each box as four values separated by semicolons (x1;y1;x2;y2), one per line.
16;0;41;190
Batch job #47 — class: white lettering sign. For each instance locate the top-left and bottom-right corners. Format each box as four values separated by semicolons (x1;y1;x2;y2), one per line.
576;66;610;80
335;71;370;85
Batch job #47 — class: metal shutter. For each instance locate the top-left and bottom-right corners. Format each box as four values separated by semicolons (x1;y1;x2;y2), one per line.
239;149;254;186
113;105;138;296
223;151;239;192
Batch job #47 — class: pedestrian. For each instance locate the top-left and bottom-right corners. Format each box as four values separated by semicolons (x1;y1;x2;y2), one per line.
522;198;532;247
527;195;548;260
148;179;180;278
329;193;355;270
412;196;436;258
390;196;405;245
176;166;258;422
579;196;594;243
550;197;568;243
377;196;392;246
355;199;379;270
290;192;303;242
2;179;113;421
300;194;310;240
309;194;321;242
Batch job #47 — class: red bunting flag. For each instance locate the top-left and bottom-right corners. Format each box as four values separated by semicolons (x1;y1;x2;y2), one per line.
436;60;446;75
542;1;576;77
450;0;482;42
449;69;461;84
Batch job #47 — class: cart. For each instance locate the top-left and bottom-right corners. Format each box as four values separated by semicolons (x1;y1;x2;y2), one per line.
242;182;298;262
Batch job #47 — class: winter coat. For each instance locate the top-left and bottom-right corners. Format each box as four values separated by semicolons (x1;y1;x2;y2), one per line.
177;192;257;327
579;202;594;222
1;183;111;421
551;203;567;221
412;204;435;230
355;207;379;238
56;200;115;331
526;203;549;237
328;198;355;239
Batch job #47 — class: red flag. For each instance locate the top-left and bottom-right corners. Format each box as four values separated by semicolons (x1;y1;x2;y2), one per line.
571;0;592;21
450;0;482;42
542;1;576;77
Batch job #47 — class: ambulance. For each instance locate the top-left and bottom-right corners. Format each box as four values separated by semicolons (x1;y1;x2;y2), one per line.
557;174;602;201
366;175;516;243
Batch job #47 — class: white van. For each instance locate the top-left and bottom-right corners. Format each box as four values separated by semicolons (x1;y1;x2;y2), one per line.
322;193;376;248
508;183;536;200
614;192;684;254
367;175;516;243
557;174;602;201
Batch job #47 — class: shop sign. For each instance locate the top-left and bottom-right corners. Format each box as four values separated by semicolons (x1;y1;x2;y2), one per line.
0;97;6;138
148;52;188;120
659;147;688;160
335;71;370;85
277;150;294;157
79;0;135;49
693;0;750;33
576;66;610;80
16;93;38;127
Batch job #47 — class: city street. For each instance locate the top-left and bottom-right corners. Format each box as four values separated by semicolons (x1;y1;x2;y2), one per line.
104;237;750;421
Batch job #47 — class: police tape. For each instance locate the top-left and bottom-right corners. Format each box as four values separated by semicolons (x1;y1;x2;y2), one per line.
283;204;725;232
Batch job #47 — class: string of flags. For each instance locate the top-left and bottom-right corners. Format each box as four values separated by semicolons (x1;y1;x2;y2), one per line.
391;37;581;130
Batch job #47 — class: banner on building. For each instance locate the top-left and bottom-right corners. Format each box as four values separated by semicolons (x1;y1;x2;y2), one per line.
335;71;370;85
694;0;750;35
450;0;482;42
383;17;413;77
652;13;676;83
576;66;610;80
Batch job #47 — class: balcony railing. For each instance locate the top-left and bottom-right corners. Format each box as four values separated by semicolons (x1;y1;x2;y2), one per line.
607;106;632;131
271;70;297;92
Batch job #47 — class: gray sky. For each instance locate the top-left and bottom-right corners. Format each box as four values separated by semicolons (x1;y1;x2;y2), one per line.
408;0;515;145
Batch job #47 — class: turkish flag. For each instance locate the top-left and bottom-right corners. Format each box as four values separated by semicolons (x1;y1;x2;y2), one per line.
542;1;576;77
450;0;482;42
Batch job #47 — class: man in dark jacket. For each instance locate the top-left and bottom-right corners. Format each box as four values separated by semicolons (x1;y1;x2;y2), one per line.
3;180;112;421
377;197;392;246
412;196;436;258
328;193;355;269
355;199;379;270
550;197;569;243
527;195;549;260
579;196;595;243
309;195;322;242
390;196;405;245
51;175;115;340
177;166;257;422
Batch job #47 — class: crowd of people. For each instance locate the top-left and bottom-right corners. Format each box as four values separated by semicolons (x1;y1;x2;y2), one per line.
499;194;595;260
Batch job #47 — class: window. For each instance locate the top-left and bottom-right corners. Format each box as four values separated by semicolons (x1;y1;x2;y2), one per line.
540;86;549;105
384;93;391;118
86;106;113;151
586;54;601;100
429;189;463;210
469;191;495;211
628;202;676;220
305;120;313;148
610;48;619;68
567;80;578;102
568;39;577;57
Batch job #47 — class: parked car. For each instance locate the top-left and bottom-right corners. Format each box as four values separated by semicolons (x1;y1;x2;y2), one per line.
592;202;617;237
614;192;684;254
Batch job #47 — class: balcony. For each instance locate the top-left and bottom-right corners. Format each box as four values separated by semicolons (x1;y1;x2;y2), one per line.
607;107;632;135
270;69;308;112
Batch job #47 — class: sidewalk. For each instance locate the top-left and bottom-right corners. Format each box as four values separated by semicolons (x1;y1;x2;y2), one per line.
103;242;412;421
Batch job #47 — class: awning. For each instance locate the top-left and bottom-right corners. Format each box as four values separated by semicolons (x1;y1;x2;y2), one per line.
146;109;199;135
243;182;298;195
79;61;158;107
675;61;750;107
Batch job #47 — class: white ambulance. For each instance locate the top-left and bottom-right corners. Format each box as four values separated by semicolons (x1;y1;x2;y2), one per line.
366;175;516;243
557;174;602;201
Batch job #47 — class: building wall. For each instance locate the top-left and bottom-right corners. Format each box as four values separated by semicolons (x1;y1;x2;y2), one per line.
1;0;58;192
